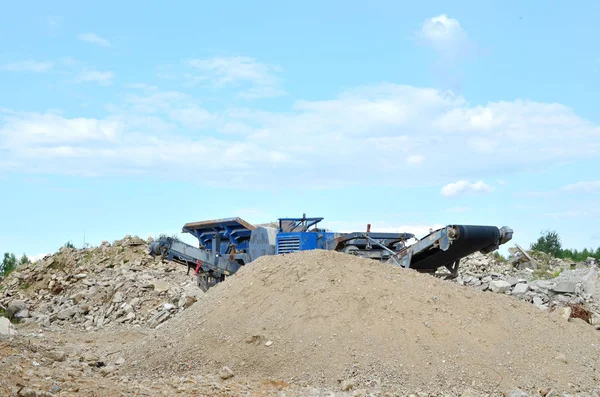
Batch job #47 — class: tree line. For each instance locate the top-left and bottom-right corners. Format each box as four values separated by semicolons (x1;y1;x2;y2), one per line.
1;253;30;277
530;229;600;261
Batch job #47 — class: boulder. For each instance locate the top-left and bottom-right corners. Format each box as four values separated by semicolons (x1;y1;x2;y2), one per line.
489;280;511;294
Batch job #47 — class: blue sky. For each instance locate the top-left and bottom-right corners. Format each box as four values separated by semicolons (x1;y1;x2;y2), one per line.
1;1;600;260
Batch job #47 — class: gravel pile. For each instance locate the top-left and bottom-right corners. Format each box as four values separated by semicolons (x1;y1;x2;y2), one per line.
124;249;600;396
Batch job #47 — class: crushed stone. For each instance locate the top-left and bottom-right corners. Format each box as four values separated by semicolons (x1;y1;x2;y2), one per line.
123;249;600;395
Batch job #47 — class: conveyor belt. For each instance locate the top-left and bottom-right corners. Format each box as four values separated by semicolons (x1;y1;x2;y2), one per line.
395;225;512;274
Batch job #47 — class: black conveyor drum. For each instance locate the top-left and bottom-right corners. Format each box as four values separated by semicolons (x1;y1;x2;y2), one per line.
409;225;502;272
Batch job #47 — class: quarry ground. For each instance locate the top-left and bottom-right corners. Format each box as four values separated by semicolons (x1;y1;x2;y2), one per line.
1;237;600;397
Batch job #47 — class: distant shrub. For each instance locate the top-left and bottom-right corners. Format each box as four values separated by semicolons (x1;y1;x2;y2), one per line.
530;230;562;257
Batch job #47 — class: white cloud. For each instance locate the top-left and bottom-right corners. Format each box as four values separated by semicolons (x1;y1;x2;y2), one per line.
417;14;470;61
406;154;424;165
28;253;50;263
237;86;286;100
0;112;121;146
78;32;111;47
324;221;445;240
168;106;217;128
1;60;54;73
75;70;114;85
1;83;600;189
440;180;495;197
124;83;158;91
446;207;471;213
560;181;600;193
188;56;279;86
187;56;285;99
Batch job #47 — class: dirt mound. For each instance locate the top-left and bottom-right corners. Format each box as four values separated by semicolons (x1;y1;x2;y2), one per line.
0;236;201;331
124;250;600;395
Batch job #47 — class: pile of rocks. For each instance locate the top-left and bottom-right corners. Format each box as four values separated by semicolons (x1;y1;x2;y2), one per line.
0;235;201;333
446;251;600;328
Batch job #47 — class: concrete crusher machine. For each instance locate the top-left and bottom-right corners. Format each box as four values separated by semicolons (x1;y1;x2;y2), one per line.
149;215;514;292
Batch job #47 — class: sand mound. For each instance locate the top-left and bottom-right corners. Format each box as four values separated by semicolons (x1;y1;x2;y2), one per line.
125;250;600;395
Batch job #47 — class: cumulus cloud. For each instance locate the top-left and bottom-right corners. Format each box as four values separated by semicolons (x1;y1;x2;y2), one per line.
415;15;476;91
440;180;494;197
1;83;600;189
417;14;471;61
78;32;111;47
1;60;54;73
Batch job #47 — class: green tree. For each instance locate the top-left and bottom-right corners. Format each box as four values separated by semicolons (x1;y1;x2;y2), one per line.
530;229;562;257
1;253;18;276
19;254;30;266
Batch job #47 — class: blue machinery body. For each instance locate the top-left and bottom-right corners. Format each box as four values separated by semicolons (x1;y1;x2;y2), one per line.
149;215;513;291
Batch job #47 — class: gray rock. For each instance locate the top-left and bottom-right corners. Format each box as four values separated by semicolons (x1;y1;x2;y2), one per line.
152;280;170;293
14;309;30;319
552;281;577;294
219;366;234;379
0;317;16;336
512;283;529;295
533;296;545;308
489;280;511;293
148;309;170;328
6;300;26;318
56;307;77;320
112;292;123;303
536;280;554;290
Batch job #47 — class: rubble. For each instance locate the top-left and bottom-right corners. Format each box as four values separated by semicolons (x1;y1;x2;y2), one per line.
444;250;600;326
2;238;600;396
0;235;202;331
